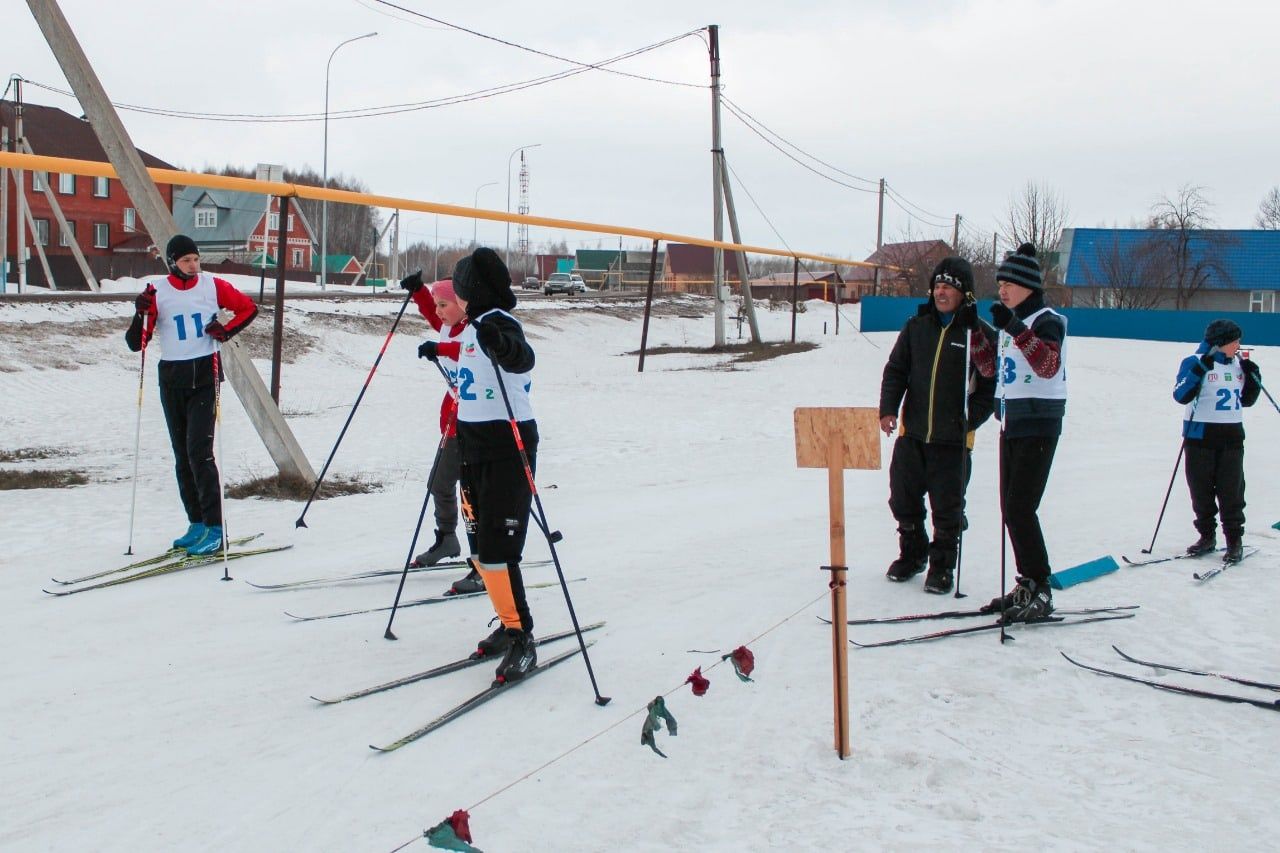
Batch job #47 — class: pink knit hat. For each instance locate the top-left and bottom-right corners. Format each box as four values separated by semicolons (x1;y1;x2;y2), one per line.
429;279;457;303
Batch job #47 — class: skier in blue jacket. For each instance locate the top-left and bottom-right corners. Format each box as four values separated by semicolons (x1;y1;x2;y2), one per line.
1172;319;1261;564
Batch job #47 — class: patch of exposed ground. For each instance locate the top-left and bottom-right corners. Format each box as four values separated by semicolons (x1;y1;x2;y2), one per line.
626;340;819;370
0;447;72;462
226;472;381;501
0;469;89;490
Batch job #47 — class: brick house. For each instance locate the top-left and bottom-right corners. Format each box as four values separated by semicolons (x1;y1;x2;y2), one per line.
173;186;317;272
1;100;176;289
662;243;743;294
845;239;953;298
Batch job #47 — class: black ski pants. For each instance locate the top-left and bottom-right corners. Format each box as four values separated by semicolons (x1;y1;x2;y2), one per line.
1184;441;1245;537
430;435;462;532
159;381;221;526
999;434;1058;583
460;451;537;630
887;436;970;539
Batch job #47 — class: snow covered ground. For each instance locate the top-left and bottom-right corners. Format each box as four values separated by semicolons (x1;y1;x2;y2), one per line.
2;292;1278;852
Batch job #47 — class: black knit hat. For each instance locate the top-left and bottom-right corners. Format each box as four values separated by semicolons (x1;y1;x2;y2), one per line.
929;256;975;300
996;242;1042;291
1204;319;1242;348
166;234;199;265
452;247;516;316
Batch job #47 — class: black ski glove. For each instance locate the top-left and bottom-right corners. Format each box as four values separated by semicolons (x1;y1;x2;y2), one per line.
205;320;229;342
399;269;425;294
418;340;439;362
956;303;978;330
135;286;156;315
1199;346;1220;370
989;303;1026;335
1241;357;1260;378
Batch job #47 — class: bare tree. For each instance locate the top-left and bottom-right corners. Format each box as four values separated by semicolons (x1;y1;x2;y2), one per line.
1001;181;1071;286
953;232;998;298
1146;185;1233;310
1256;186;1280;230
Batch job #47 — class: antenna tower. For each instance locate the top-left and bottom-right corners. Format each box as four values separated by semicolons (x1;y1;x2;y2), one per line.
517;152;530;260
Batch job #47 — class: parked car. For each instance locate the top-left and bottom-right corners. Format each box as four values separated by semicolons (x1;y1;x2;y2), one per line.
544;272;587;295
521;275;540;290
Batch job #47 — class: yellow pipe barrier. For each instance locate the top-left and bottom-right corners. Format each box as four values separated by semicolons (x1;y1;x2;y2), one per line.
0;151;901;272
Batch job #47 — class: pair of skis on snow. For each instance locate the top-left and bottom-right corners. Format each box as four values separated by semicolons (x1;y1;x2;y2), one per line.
823;605;1139;647
1064;646;1280;712
309;622;605;752
245;558;553;591
1121;546;1260;581
43;534;292;596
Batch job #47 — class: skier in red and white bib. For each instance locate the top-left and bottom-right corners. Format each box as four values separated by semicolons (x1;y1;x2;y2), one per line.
125;235;257;556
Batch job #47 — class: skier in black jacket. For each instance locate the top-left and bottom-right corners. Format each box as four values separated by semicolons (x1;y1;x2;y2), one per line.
879;257;997;593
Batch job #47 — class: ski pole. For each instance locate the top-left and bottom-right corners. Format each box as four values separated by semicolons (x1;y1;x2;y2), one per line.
124;290;154;556
954;318;972;599
998;422;1010;644
482;331;611;706
1258;381;1280;414
214;347;231;582
296;288;416;528
384;359;456;641
1141;394;1200;554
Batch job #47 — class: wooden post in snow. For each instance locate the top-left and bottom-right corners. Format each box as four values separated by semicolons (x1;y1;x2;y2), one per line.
793;407;880;760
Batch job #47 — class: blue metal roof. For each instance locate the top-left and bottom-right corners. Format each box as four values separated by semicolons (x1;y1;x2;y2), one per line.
1061;228;1280;291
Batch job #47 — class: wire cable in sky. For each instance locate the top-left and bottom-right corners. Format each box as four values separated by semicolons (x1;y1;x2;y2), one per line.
721;95;879;188
368;1;706;89
16;29;702;124
721;100;879;195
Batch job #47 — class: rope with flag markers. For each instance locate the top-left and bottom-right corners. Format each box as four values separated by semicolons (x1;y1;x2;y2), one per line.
0;151;905;273
384;589;826;852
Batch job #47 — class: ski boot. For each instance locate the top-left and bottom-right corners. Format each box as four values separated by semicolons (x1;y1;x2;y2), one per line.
885;523;928;582
494;629;537;684
1223;531;1244;565
413;529;462;567
446;565;485;596
173;522;207;550
989;577;1054;623
1185;529;1217;557
470;623;514;660
186;524;225;556
923;532;957;595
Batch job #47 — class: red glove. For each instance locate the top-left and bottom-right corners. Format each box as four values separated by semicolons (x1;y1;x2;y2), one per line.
204;320;229;342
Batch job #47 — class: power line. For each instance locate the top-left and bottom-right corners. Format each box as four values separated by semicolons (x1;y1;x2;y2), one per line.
721;95;878;187
16;29;703;124
721;100;878;195
368;2;706;89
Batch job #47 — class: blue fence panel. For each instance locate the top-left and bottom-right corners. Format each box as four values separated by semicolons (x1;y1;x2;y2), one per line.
859;297;1280;345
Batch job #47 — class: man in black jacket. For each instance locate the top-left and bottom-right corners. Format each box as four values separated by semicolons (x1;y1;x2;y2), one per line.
879;257;997;593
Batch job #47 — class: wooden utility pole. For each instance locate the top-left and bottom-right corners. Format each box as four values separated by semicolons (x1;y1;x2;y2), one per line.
26;0;315;483
952;214;961;252
794;407;881;760
19;137;98;290
708;24;726;347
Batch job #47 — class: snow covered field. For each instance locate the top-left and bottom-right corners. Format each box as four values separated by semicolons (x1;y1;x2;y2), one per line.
2;290;1278;852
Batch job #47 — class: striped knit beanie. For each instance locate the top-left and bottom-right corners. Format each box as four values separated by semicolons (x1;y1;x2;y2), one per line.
996;242;1042;291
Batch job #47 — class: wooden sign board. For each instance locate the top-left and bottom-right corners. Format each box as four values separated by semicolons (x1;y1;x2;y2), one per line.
794;407;880;471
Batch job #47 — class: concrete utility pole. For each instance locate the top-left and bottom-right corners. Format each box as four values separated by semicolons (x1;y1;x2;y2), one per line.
952;214;961;252
390;208;400;280
19;137;98;290
16;78;27;292
992;232;998;264
1;125;8;291
708;24;726;347
13;172;55;288
872;178;884;296
718;154;761;343
26;0;315;483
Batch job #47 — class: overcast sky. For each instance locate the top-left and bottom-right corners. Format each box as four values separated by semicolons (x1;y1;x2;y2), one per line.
6;0;1278;262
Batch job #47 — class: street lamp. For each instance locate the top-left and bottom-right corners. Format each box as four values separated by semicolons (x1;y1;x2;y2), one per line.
472;181;498;247
505;143;541;265
321;31;377;290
